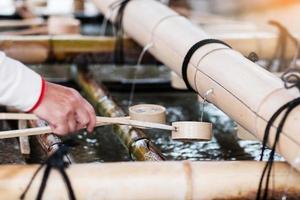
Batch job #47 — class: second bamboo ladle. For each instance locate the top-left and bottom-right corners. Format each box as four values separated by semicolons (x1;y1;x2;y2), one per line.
0;113;212;141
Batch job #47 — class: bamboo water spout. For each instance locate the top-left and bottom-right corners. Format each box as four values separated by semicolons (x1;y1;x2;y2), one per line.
0;161;299;199
75;69;164;161
28;120;65;156
28;120;74;163
93;0;300;171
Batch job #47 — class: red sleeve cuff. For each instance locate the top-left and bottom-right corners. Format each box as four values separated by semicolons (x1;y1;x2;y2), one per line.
27;78;46;113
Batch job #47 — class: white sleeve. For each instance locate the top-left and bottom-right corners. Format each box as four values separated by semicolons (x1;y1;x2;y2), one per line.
0;52;43;112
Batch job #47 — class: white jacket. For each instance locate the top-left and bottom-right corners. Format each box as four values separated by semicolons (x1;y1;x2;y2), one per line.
0;52;43;112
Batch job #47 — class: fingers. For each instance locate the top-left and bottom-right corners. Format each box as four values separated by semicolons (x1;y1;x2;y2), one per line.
70;89;96;133
74;99;96;133
67;112;77;133
52;120;69;135
52;104;76;135
82;99;96;132
49;123;56;131
33;82;96;136
75;108;90;131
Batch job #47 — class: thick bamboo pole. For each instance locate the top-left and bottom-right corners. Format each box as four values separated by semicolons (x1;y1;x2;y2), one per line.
93;0;300;171
75;69;164;161
0;161;299;199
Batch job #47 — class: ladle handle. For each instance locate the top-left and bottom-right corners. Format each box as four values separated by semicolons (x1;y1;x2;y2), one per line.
96;116;174;131
0;113;38;120
0;126;53;139
0;113;175;139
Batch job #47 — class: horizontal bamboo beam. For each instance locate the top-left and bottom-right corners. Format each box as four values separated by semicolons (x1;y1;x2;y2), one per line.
75;69;164;161
0;161;299;199
0;35;151;64
0;32;297;64
93;0;300;172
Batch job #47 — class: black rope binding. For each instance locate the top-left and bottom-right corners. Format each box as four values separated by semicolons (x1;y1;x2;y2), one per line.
256;69;300;200
181;39;231;92
20;144;76;200
113;0;131;65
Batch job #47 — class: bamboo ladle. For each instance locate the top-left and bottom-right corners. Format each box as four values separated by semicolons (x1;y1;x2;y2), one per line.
0;113;212;141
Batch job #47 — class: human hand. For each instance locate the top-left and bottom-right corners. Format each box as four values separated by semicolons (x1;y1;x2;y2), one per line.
32;82;96;135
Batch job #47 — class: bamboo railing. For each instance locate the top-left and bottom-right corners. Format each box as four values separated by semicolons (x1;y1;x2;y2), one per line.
0;161;299;199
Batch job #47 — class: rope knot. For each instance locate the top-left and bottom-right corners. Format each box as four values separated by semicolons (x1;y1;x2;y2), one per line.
281;69;300;91
47;145;70;169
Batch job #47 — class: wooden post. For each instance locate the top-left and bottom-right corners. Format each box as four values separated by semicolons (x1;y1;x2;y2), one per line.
18;120;31;155
92;0;300;171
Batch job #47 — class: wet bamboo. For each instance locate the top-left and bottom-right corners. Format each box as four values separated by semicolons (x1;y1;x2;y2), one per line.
75;69;164;161
0;161;299;199
28;120;73;163
93;0;300;171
